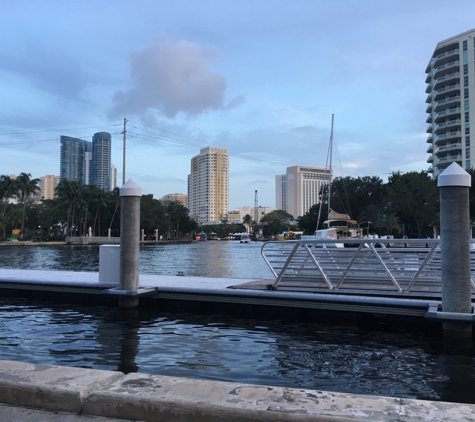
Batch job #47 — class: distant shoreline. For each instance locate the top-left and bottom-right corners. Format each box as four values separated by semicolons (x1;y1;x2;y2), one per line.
0;240;193;247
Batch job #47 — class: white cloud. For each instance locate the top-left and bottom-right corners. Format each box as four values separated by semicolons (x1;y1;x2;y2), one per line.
108;36;244;120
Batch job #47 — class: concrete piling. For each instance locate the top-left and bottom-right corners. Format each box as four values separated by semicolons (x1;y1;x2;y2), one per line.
119;179;142;308
438;163;473;337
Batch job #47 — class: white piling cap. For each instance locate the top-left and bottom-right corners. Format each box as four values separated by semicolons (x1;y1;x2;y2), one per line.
437;162;471;187
120;179;142;197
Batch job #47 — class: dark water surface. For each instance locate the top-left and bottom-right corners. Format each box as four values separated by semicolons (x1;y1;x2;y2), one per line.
0;241;273;278
1;242;475;404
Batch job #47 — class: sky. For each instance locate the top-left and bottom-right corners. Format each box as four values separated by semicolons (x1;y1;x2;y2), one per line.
1;1;475;210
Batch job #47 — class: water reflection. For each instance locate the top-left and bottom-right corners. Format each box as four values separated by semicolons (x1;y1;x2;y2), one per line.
1;297;475;403
2;245;475;403
0;242;273;279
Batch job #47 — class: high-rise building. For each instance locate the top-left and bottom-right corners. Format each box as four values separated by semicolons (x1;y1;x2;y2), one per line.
92;132;112;192
276;166;331;218
425;28;475;178
161;193;188;208
110;163;117;191
84;151;92;185
60;136;91;183
188;146;229;224
39;175;60;200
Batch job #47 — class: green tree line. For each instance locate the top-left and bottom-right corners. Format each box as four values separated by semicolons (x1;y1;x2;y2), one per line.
0;175;198;241
297;170;458;238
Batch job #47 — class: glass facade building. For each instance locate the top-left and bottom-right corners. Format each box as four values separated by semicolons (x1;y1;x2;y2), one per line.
60;132;112;191
92;132;112;192
60;136;92;183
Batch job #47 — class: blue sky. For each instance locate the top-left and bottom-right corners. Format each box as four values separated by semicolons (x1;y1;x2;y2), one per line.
1;1;475;209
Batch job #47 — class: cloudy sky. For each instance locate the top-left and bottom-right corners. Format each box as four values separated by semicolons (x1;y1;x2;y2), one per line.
1;1;475;209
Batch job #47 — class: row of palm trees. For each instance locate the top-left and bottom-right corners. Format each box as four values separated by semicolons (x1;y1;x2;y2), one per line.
54;180;119;237
0;173;40;239
0;174;120;240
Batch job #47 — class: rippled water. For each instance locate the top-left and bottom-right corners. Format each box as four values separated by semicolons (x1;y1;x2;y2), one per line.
1;243;475;404
0;241;273;279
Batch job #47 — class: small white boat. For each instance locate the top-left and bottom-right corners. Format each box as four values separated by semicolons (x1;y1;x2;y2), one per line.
240;234;251;243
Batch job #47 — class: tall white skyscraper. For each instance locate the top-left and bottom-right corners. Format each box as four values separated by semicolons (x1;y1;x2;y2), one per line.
276;166;331;218
188;146;229;224
110;163;117;191
426;28;475;178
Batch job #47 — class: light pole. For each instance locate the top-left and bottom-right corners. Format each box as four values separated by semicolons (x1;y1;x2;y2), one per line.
366;221;372;237
38;226;42;242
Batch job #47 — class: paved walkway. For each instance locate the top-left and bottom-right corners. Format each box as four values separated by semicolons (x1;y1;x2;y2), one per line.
0;403;133;422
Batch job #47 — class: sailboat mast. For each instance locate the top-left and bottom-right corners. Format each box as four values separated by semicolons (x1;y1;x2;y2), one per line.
327;114;334;218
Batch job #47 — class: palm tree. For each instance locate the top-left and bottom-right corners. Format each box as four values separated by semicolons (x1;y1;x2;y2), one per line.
15;172;40;238
0;175;18;240
92;189;108;236
359;205;385;235
382;213;402;236
243;214;253;233
81;185;101;236
108;188;120;235
55;180;83;237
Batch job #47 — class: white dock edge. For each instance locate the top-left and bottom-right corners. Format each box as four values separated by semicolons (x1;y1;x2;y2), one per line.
0;360;473;421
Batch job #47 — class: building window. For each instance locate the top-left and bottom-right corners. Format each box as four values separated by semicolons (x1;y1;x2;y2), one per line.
463;40;468;52
467;136;471;147
464;64;469;75
466;111;470;122
466;160;471;170
466;124;471;135
466;148;471;159
465;99;470;110
465;87;470;99
465;76;469;86
464;52;469;64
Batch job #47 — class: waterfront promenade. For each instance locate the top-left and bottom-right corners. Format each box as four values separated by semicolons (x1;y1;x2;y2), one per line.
1;359;474;421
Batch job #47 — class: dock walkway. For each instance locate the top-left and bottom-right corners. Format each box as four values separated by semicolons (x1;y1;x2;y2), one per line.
0;267;473;322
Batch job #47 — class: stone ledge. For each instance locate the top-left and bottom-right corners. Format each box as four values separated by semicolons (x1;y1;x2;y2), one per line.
0;359;474;421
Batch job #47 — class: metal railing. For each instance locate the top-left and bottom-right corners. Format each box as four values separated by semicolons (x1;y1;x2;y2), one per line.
261;238;475;296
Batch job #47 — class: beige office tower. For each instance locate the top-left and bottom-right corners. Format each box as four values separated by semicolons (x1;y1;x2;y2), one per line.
188;146;229;224
426;28;475;178
161;193;188;208
276;166;331;218
39;175;60;200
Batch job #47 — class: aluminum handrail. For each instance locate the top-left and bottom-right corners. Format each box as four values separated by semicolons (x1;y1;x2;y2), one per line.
261;238;475;294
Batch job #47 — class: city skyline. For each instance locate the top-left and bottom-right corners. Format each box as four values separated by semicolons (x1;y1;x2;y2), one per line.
2;2;475;209
60;132;114;192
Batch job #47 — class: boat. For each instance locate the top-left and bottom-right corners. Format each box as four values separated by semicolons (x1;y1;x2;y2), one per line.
195;231;207;241
233;232;250;241
240;234;251;243
321;209;363;240
314;115;363;242
276;231;303;241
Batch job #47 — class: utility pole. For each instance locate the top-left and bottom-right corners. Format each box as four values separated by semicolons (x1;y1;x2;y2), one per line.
254;190;258;234
122;118;127;185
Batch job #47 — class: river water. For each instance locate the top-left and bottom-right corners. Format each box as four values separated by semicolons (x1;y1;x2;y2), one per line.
1;241;475;404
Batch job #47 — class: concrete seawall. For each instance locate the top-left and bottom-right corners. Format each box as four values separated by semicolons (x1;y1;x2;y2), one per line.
0;359;474;421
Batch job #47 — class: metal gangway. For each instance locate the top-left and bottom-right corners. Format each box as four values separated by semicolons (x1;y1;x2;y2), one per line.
261;238;475;298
